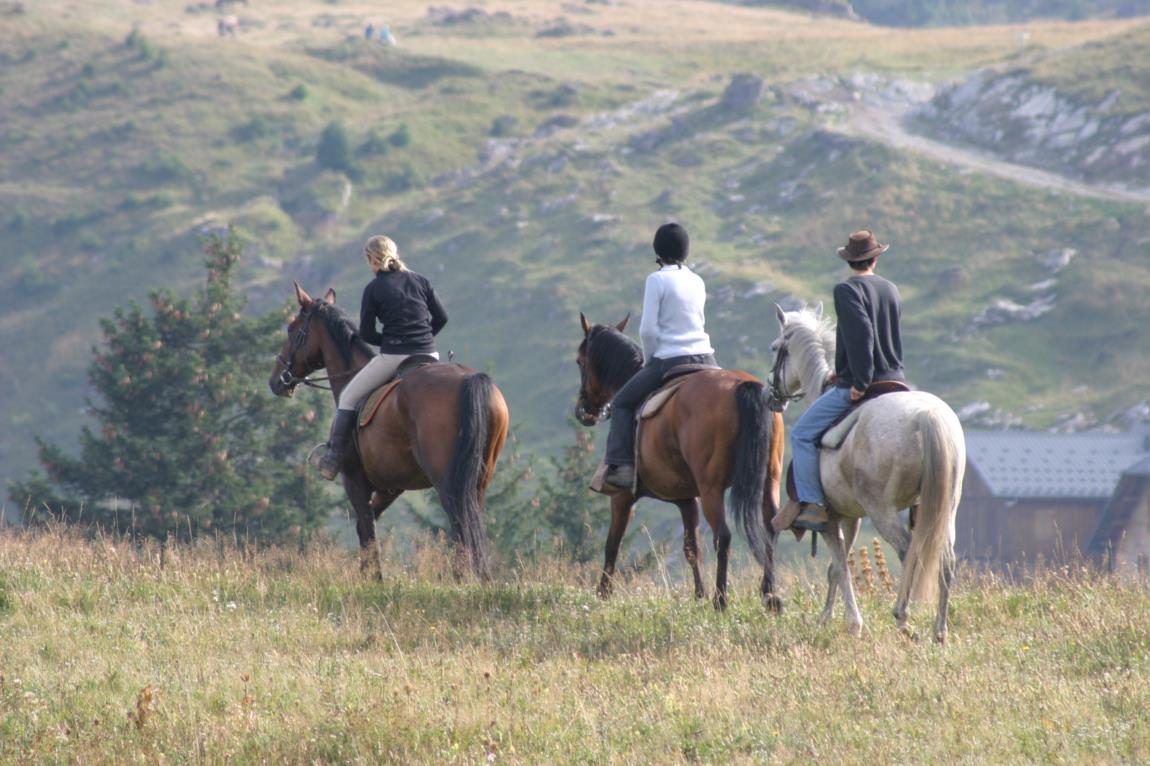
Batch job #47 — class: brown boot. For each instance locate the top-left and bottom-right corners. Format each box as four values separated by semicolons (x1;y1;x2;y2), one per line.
316;410;356;481
792;502;828;533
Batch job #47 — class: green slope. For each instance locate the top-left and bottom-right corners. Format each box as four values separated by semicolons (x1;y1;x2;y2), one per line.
2;1;1148;511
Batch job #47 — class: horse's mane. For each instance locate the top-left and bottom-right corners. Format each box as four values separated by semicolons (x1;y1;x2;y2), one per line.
315;301;375;368
586;325;644;391
783;306;836;390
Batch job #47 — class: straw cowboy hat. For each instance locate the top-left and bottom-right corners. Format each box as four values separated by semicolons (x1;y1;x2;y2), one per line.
837;229;890;262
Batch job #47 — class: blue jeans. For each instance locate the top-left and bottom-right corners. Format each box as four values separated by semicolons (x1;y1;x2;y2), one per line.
791;385;853;505
604;354;716;466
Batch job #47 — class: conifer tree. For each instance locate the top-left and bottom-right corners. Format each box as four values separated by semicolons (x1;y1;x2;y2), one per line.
9;230;330;542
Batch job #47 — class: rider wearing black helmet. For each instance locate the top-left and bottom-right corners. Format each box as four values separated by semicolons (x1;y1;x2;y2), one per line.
601;222;716;490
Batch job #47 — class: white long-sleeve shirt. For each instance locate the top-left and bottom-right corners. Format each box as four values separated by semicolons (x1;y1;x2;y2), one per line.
639;264;714;361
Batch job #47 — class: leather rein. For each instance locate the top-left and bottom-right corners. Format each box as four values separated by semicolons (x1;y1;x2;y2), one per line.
275;303;357;392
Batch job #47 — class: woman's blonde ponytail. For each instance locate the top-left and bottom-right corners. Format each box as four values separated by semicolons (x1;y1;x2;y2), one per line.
364;235;407;273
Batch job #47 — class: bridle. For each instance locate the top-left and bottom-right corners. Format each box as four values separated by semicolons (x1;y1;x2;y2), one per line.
766;339;803;411
575;330;612;424
275;303;354;392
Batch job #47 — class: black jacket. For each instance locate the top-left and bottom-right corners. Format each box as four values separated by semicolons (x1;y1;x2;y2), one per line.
358;270;447;355
833;274;904;390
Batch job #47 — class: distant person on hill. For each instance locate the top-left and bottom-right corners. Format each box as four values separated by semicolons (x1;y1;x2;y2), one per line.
600;222;716;491
314;235;448;480
379;25;397;47
364;22;375;40
786;228;904;532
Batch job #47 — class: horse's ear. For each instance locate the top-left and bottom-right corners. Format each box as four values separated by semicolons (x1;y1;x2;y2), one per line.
294;281;311;307
615;313;630;332
322;288;336;304
813;301;824;320
580;312;592;336
774;303;787;327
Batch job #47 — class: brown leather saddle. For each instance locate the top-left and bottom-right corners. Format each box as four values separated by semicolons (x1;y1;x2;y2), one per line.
357;354;440;429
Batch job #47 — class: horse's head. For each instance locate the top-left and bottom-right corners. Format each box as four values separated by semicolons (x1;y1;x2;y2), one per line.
268;282;336;397
768;301;831;404
574;311;638;426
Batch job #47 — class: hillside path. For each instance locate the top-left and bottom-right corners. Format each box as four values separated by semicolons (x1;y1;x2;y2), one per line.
835;101;1150;207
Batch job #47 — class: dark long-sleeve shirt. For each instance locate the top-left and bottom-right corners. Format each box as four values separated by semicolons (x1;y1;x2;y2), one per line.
833;274;904;391
358;270;447;355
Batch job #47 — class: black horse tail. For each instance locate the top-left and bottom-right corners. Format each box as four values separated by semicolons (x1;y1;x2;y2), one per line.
730;380;772;567
443;371;494;580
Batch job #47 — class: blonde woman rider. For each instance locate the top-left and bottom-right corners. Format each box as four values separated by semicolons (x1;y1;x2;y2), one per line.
316;235;448;480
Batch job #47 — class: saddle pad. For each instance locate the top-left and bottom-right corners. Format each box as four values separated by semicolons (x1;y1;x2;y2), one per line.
640;378;688;419
819;383;912;449
358;379;401;428
820;407;863;449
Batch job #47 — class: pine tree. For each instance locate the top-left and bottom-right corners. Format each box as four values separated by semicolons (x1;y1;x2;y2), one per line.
535;421;607;564
9;229;330;543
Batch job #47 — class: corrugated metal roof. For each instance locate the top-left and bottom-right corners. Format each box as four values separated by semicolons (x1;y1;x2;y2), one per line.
965;431;1150;499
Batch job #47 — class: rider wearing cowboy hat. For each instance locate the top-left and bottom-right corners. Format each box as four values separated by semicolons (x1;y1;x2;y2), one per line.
789;229;905;532
315;234;448;480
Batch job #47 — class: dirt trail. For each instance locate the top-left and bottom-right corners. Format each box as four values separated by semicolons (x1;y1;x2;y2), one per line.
835;101;1150;207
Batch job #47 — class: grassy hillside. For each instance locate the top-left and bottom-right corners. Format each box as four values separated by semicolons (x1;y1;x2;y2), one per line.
2;1;1150;513
1026;21;1150;109
2;528;1149;763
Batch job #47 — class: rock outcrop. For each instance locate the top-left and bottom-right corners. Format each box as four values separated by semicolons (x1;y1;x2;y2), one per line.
914;70;1150;191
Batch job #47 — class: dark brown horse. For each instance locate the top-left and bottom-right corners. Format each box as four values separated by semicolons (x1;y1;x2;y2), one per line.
575;313;786;610
268;283;509;579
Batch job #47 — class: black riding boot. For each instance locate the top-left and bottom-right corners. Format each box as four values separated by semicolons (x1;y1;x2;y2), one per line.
317;410;356;481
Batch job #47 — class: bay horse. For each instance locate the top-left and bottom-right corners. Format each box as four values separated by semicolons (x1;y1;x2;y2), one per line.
574;313;786;610
769;303;965;641
268;283;509;580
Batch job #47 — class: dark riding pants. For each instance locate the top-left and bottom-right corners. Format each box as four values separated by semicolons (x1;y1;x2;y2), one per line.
604;353;716;466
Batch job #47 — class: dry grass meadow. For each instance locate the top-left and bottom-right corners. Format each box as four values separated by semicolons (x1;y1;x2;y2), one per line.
2;525;1148;764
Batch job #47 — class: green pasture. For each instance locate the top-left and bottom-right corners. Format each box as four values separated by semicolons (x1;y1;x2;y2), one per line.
1;528;1148;763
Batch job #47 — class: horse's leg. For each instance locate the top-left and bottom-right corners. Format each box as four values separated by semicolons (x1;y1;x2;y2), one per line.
868;508;911;564
701;487;732;611
674;498;706;600
901;504;918;561
598;492;637;599
343;466;384;580
821;520;864;636
370;488;401;520
818;517;859;626
759;413;785;613
933;543;957;644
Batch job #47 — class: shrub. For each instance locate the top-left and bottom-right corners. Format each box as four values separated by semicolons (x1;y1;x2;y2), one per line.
490;115;518;137
316;120;356;174
357;128;390;157
388;123;412;148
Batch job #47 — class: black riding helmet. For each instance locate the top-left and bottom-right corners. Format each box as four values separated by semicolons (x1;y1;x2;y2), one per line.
653;222;689;265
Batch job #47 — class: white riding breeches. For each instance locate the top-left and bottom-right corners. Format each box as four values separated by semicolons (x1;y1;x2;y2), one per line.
337;352;439;411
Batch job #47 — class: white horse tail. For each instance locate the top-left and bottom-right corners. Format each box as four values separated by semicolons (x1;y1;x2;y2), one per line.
899;406;961;607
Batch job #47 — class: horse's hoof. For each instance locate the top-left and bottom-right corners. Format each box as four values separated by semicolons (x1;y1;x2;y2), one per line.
762;593;784;615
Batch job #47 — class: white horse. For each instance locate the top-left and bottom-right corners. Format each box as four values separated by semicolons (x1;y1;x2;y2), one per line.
769;303;965;642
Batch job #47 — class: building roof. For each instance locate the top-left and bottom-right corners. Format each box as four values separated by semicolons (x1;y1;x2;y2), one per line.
965;430;1150;499
1086;467;1150;560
